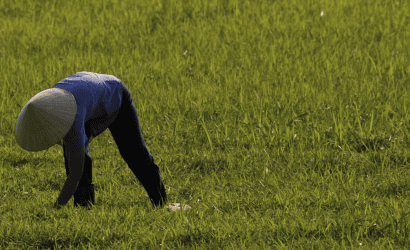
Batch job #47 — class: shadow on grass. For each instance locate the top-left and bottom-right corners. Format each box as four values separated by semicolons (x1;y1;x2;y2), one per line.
3;156;60;169
369;179;410;197
167;228;213;247
1;232;126;250
185;157;228;175
351;135;408;166
5;158;30;167
353;137;391;153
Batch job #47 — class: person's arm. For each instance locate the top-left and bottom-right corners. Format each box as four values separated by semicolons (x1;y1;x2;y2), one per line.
54;145;85;209
56;134;93;147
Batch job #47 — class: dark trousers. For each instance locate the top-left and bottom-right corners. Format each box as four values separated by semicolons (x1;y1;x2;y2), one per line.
64;85;167;209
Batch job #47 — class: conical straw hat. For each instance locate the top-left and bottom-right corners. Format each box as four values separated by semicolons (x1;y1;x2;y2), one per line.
15;88;77;152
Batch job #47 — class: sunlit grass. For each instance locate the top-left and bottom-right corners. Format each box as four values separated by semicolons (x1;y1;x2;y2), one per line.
1;0;410;248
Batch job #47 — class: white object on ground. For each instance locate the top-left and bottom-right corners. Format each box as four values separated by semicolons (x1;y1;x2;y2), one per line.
165;203;191;212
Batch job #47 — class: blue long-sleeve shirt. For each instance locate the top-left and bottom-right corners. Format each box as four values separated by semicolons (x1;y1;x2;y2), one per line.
52;72;125;154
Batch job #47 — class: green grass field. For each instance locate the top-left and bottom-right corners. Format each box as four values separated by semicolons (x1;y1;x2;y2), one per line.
1;0;410;248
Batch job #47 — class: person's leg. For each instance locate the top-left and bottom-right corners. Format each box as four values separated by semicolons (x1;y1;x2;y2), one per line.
64;143;94;209
108;86;167;207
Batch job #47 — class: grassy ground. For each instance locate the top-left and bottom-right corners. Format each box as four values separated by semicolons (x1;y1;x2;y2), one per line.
1;0;410;248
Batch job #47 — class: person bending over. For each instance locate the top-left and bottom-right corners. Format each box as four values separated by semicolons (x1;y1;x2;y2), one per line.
15;71;167;210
